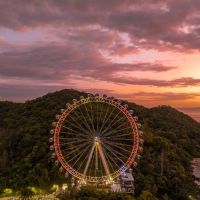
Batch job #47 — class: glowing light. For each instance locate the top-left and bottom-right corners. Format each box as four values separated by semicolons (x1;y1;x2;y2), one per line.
51;184;59;191
3;188;13;195
62;184;68;190
28;187;37;194
79;179;87;185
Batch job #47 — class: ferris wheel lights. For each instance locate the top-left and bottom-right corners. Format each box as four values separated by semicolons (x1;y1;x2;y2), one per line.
128;168;133;173
50;145;54;151
65;172;69;178
73;99;78;103
103;94;107;98
60;109;66;114
137;123;142;129
124;104;128;109
80;179;86;184
55;160;59;166
52;122;57;127
59;166;63;172
56;114;60;120
139;131;143;136
139;147;143;154
139;139;144;145
87;93;93;97
66;103;70;108
50;129;54;134
133;162;138;167
129;110;134;115
116;99;121;105
105;177;114;185
51;153;56;158
49;137;53;143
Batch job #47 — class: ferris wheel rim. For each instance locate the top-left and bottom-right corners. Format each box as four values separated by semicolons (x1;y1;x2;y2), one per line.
51;95;142;183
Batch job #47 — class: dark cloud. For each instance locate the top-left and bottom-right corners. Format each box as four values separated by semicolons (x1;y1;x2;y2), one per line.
0;0;200;103
0;43;176;80
0;41;199;88
0;0;199;51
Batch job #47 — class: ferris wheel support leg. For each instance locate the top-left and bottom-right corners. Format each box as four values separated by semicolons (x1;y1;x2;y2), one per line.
98;143;111;178
83;143;95;177
95;145;98;170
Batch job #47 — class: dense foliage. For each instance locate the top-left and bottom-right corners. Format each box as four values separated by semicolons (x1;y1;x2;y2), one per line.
0;89;200;200
58;186;135;200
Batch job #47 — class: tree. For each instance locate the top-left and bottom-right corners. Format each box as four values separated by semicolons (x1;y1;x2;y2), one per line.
137;190;158;200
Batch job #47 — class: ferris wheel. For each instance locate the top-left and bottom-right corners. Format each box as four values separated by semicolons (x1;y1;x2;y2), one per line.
49;94;143;184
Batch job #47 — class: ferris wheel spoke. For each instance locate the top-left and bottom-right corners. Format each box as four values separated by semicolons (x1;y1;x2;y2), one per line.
83;103;96;133
59;136;90;142
61;125;90;140
104;140;132;155
89;102;97;133
60;129;90;138
62;120;89;137
59;132;88;141
96;102;99;134
76;144;93;173
99;103;116;135
100;109;122;136
106;134;132;141
100;104;117;134
103;146;119;173
105;140;133;148
61;124;81;134
104;145;128;165
103;125;131;138
68;144;92;167
101;142;126;165
62;145;89;157
67;114;92;137
67;146;89;164
75;106;94;136
106;137;133;142
69;115;92;137
101;114;128;136
98;102;104;130
98;103;111;134
61;142;90;155
104;121;129;136
60;138;90;146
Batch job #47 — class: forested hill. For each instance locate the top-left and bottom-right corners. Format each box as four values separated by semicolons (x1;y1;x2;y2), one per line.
0;89;200;200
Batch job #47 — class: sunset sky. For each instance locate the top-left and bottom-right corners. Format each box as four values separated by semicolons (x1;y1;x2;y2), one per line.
0;0;200;121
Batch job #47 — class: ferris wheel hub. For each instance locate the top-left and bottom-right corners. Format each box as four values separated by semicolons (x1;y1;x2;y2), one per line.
94;136;100;144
